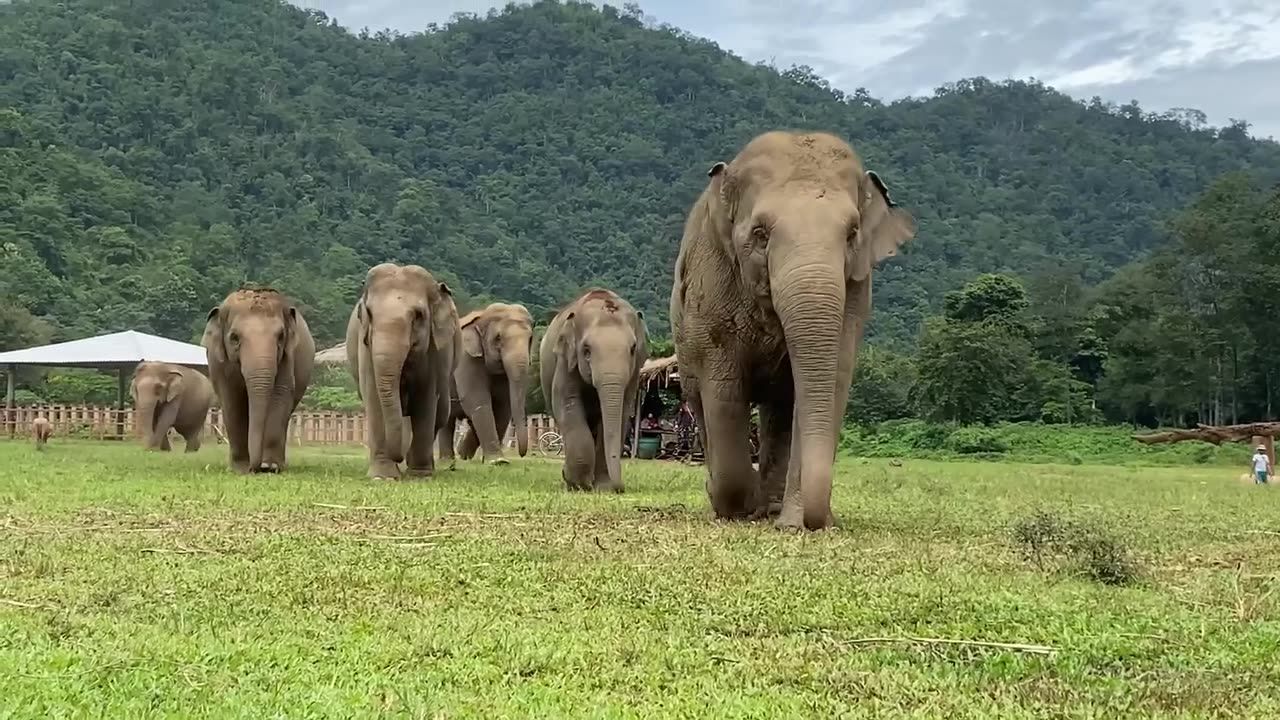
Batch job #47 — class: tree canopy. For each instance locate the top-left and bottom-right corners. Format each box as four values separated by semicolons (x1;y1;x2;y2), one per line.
3;0;1278;358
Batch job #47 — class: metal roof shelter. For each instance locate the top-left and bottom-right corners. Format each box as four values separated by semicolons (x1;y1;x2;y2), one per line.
1;330;209;438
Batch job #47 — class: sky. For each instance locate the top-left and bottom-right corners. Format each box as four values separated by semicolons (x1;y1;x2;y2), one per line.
302;0;1280;140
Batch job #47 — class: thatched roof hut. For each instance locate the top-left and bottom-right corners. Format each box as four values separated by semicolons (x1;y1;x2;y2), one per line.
639;355;678;388
315;343;348;365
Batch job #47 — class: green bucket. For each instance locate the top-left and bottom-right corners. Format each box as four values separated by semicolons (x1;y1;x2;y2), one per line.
636;435;661;460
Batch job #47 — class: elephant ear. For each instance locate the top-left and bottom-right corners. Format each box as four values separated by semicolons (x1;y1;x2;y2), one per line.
559;311;579;373
429;292;457;353
461;319;485;359
702;160;737;249
128;375;139;403
281;305;301;354
201;307;227;365
165;371;184;403
851;170;916;282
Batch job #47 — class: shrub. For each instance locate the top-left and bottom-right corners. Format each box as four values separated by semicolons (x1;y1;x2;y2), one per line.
1011;510;1141;586
1191;444;1215;464
945;427;1009;454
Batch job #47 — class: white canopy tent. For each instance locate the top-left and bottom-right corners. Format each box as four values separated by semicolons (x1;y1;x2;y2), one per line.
1;330;208;438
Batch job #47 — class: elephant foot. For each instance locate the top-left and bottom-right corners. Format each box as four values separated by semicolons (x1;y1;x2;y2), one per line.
368;459;402;480
405;465;435;478
230;460;252;475
775;503;836;532
562;467;589;491
486;457;510;466
254;462;281;474
593;476;624;494
710;497;760;522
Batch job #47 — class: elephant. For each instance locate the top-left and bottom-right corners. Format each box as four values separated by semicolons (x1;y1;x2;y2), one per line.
539;288;647;493
437;302;535;467
32;417;51;449
346;262;459;479
670;130;916;531
202;287;316;474
129;361;214;452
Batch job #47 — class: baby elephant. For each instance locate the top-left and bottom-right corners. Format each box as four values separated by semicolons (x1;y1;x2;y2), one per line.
540;288;648;493
32;417;51;449
130;361;215;452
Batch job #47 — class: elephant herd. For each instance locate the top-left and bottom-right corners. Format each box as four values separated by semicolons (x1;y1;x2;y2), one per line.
132;130;915;532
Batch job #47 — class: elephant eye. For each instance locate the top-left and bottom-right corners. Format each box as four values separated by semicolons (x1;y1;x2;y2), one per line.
629;343;636;355
583;343;591;359
494;333;502;345
751;225;769;247
228;332;239;345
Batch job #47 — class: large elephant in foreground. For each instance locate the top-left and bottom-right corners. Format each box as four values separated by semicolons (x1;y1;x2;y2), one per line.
129;361;214;452
670;130;916;530
202;287;315;473
438;302;535;467
540;288;647;493
346;262;458;479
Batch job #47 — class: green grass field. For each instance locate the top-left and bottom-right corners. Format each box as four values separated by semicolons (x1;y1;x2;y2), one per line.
2;440;1278;718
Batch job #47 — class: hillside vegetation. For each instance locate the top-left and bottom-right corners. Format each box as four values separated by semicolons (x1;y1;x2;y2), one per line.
4;0;1280;349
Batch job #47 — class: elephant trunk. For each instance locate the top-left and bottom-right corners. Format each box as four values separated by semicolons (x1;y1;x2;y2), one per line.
242;359;277;470
136;399;160;449
372;344;407;464
596;374;629;491
773;255;846;530
504;351;530;457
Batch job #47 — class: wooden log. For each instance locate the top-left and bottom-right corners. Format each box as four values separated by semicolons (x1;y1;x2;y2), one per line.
1133;422;1280;447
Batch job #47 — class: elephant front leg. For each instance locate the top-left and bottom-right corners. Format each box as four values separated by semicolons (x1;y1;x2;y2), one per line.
436;415;457;470
220;387;251;474
159;432;172;451
457;365;507;465
406;380;438;478
181;428;202;453
755;395;793;520
698;378;760;520
557;400;595;492
259;385;296;473
491;387;514;461
591;421;619;493
457;424;481;460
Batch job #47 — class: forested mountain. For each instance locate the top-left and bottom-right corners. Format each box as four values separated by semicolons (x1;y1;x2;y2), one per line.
3;0;1279;349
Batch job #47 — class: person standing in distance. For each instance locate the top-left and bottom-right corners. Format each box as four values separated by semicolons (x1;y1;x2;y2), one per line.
1251;445;1271;485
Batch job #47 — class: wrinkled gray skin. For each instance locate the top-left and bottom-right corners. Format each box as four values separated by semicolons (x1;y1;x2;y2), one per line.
540;288;647;493
670;130;916;531
438;303;535;467
346;262;458;479
129;361;214;452
203;288;315;474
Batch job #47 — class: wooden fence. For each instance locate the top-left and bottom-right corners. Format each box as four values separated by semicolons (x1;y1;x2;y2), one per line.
3;405;559;446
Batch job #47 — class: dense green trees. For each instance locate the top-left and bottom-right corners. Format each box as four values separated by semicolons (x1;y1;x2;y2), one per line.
4;0;1279;351
4;0;1280;426
845;172;1280;427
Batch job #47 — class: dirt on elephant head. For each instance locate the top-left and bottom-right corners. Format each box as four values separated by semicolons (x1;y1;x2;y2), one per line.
575;287;623;314
731;131;864;190
228;286;290;311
